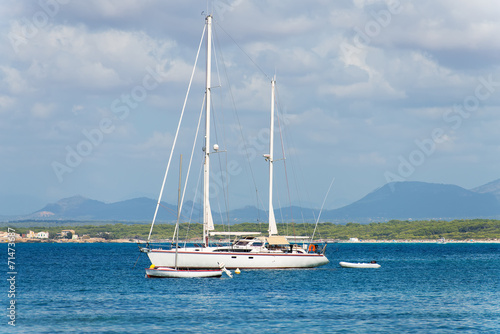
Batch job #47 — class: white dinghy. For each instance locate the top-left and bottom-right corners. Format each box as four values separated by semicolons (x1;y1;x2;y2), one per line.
145;266;223;278
145;262;232;278
339;261;381;268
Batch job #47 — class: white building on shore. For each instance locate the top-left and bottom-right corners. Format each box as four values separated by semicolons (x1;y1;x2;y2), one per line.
36;231;49;239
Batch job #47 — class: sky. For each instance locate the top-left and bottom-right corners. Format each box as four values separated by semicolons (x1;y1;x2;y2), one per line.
1;0;500;216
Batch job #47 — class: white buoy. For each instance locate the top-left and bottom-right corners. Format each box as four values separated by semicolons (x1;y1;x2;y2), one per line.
235;268;241;274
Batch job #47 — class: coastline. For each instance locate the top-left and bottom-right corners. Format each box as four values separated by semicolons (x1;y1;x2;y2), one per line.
2;237;499;244
330;239;500;244
1;237;136;243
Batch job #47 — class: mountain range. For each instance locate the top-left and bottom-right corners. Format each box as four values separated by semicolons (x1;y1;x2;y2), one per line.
5;179;500;224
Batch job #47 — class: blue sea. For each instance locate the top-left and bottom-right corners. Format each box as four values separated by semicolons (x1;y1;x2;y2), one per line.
4;242;500;333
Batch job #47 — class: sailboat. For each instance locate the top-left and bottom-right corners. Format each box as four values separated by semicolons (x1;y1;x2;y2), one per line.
140;14;329;270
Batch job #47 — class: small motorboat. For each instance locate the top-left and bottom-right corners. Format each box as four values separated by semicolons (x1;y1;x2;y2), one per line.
339;261;381;268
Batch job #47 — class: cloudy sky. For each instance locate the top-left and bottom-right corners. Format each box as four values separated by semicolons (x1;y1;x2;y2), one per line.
1;0;500;216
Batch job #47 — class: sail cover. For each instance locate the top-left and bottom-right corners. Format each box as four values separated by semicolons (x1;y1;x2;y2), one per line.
268;207;278;235
267;235;289;245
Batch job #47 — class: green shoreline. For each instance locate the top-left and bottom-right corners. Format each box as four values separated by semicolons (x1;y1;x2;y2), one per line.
2;238;499;244
2;218;500;242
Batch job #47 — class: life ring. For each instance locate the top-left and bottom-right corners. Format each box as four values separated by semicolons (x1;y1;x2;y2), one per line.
308;244;316;253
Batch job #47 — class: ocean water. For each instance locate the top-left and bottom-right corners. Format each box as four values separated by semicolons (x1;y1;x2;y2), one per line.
4;242;499;333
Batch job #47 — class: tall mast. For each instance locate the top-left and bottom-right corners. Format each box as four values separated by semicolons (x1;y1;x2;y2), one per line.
203;15;214;246
268;78;278;236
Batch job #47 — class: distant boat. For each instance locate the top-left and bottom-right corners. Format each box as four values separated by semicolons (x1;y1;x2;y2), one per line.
339;261;381;268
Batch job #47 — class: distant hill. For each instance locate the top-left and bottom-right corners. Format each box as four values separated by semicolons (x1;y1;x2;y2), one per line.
15;196;317;224
471;178;500;200
4;179;500;224
325;181;500;222
29;196;178;222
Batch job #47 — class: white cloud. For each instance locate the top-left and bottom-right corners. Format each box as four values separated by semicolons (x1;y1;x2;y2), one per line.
71;105;84;115
7;22;177;92
132;131;174;157
327;45;406;99
76;0;149;18
0;95;14;110
31;102;56;119
381;1;500;53
341;151;387;166
0;65;31;94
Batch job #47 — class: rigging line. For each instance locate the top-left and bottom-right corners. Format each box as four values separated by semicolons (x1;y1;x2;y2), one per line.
209;95;229;229
147;23;207;242
158;200;202;242
183;95;208;243
277;198;287;236
184;159;205;246
174;93;206;241
215;23;261;219
216;198;224;232
311;176;335;242
275;83;309;236
159;203;177;217
209;87;229;226
212;26;224;96
288;139;309;234
299;211;309;238
257;193;269;234
214;19;271;82
182;94;205;215
213;25;232;231
275;85;295;238
224;155;230;231
157;207;201;236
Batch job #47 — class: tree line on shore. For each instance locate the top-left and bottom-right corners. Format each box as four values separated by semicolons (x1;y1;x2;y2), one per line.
5;219;500;241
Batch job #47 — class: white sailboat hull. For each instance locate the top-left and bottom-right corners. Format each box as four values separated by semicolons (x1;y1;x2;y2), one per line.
147;248;329;269
145;266;223;278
